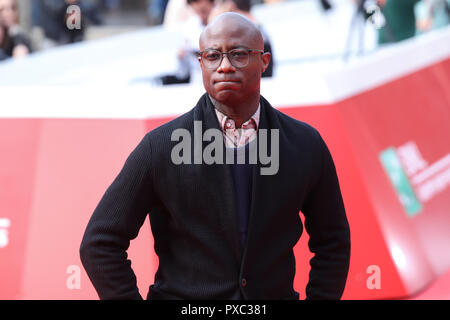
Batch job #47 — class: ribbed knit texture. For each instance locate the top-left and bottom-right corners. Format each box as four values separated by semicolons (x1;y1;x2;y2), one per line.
80;93;351;300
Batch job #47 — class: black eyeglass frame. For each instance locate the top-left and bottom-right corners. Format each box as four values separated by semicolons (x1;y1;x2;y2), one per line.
198;48;265;69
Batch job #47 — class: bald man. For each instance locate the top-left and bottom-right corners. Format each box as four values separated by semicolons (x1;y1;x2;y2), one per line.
80;13;351;300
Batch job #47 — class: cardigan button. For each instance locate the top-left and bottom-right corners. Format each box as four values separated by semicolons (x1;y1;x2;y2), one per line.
241;278;247;287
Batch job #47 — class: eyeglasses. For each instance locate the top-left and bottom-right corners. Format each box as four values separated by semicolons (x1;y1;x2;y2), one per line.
199;48;264;69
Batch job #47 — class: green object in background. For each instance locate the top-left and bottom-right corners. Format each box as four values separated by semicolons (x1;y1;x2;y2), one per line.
378;0;421;44
379;148;422;217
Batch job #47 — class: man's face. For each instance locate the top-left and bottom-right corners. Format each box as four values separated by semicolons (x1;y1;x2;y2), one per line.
199;22;270;106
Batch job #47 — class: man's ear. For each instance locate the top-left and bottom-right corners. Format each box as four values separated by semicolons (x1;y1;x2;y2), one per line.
261;52;271;73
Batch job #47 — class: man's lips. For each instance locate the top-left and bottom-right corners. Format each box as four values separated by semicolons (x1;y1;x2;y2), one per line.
214;79;241;84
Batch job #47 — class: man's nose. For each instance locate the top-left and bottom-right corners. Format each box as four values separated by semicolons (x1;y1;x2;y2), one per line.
217;54;236;73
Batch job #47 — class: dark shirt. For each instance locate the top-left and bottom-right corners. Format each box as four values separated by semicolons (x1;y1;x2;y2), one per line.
228;143;255;249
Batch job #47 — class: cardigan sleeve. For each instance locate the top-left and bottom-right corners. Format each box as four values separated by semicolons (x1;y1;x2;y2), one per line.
301;131;351;300
80;134;154;300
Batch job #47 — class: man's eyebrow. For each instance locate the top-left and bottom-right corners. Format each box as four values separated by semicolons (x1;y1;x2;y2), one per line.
204;45;249;51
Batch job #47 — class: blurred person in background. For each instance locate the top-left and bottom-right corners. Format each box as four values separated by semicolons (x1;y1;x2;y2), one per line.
147;0;169;25
344;0;386;59
103;0;121;11
34;0;102;48
209;0;274;77
157;0;214;85
59;0;86;43
416;0;450;33
0;24;10;60
163;0;196;27
319;0;333;11
377;0;420;44
0;0;32;60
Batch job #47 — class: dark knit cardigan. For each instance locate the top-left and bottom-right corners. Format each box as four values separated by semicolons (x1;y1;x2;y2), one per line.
80;93;351;300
